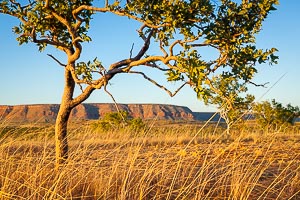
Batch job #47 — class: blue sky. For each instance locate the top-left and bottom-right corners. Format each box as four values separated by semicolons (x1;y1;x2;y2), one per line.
0;1;299;112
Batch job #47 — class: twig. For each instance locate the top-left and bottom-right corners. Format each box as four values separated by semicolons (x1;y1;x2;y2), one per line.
129;43;134;59
78;84;84;93
47;54;66;67
249;81;269;88
144;62;169;71
103;84;127;123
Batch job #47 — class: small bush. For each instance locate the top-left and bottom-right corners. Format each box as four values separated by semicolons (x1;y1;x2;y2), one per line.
92;111;146;132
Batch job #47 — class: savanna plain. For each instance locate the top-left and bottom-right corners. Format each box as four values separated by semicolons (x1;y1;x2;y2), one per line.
1;120;300;200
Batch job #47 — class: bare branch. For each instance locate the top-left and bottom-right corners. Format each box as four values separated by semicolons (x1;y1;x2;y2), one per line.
144;62;169;71
78;84;84;93
249;81;269;87
129;71;186;97
47;54;66;67
104;85;127;123
190;43;210;47
129;43;134;59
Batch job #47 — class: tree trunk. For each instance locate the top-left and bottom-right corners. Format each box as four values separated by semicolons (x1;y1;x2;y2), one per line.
54;66;99;168
55;69;75;168
55;103;72;167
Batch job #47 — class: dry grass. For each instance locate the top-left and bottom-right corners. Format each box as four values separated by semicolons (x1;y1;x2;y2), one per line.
0;122;300;199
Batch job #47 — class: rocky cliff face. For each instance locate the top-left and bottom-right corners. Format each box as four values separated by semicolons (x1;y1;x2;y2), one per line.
0;103;195;122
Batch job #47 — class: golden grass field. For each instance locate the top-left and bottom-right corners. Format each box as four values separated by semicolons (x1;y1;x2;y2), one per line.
1;121;300;199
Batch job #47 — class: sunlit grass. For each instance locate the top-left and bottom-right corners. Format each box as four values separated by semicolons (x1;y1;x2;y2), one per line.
0;121;300;199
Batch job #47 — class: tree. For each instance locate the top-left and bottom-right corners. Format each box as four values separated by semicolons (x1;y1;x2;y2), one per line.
0;0;278;167
207;77;255;134
253;99;300;131
170;0;279;134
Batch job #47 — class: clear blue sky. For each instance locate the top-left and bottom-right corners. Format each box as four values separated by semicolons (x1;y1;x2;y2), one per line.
0;1;299;112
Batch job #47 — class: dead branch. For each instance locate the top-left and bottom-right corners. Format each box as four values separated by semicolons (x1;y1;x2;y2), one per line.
144;62;169;71
47;54;66;67
128;71;186;97
129;43;134;59
78;84;84;93
249;81;269;87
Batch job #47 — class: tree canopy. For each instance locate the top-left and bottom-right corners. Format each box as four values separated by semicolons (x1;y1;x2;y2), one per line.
0;0;279;165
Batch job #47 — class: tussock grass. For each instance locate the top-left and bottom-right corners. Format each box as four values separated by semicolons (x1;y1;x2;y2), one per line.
0;122;300;199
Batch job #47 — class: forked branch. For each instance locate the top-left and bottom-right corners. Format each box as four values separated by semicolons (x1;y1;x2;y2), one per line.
109;29;154;70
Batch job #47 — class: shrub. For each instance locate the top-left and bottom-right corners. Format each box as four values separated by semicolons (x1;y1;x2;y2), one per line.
253;99;300;131
93;111;146;132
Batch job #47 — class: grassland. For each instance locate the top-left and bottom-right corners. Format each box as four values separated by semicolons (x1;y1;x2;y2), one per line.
0;121;300;199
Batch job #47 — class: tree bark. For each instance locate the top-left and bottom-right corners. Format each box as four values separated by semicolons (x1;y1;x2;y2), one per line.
55;69;75;168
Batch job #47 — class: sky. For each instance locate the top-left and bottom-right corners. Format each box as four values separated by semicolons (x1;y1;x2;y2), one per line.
0;1;299;112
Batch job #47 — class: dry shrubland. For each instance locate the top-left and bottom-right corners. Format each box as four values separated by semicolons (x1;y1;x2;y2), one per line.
0;121;300;199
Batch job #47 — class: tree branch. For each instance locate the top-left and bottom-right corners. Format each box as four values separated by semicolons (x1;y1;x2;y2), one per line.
124;55;177;71
249;81;269;87
70;85;95;108
129;43;134;59
143;62;169;71
128;71;186;97
103;84;127;123
28;27;70;51
47;54;66;67
109;29;154;70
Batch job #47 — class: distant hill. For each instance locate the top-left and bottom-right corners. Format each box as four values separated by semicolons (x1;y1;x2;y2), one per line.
193;112;222;122
0;103;219;123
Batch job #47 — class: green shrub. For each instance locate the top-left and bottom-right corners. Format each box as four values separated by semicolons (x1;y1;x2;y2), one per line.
92;111;146;132
253;99;300;131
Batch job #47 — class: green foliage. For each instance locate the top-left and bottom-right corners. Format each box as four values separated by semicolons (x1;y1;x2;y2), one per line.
75;58;104;82
93;111;146;132
125;0;214;44
253;99;300;130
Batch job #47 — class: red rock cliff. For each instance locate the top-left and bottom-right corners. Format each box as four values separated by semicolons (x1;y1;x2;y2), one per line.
0;103;195;122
